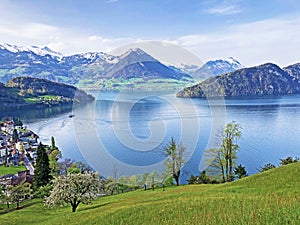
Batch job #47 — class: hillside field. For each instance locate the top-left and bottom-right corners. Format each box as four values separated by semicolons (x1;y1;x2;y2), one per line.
1;163;300;225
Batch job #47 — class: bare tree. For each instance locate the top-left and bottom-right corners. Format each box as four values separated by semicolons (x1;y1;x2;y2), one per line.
204;121;242;182
164;137;185;186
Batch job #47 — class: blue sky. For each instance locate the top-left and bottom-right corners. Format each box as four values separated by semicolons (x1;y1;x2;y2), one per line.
1;0;300;66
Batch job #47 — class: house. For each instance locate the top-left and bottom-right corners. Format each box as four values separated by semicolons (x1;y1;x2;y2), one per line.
0;170;33;186
0;146;7;157
0;174;15;185
10;170;33;186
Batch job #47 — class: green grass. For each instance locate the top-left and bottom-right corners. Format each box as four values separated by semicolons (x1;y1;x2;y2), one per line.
0;165;27;175
24;95;59;103
1;163;300;225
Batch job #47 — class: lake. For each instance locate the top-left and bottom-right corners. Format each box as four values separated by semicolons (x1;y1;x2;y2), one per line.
4;91;300;182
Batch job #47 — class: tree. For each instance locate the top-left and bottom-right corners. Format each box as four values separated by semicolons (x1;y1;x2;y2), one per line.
204;122;242;182
51;136;56;150
187;171;211;184
49;149;62;176
34;184;52;198
58;158;75;176
162;176;174;187
75;161;94;174
0;186;11;209
0;187;7;207
13;117;23;127
129;175;139;189
4;147;8;167
164;137;185;186
234;164;247;179
12;129;19;143
259;163;276;172
33;143;52;191
105;166;119;195
18;142;25;154
7;183;32;208
67;163;81;174
45;172;103;212
280;156;299;165
221;121;242;182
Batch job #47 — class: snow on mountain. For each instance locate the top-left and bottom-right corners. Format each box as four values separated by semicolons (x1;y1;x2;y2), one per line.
210;57;244;70
193;57;244;79
0;43;63;59
120;48;150;59
168;63;200;75
119;48;157;62
36;46;63;58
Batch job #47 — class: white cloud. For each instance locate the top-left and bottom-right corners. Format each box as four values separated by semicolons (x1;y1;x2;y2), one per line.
205;4;242;15
175;17;300;67
203;0;243;15
0;1;299;67
0;19;134;55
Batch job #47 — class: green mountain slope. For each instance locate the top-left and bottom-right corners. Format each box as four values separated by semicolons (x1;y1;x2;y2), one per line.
1;163;299;225
177;63;300;98
0;77;94;109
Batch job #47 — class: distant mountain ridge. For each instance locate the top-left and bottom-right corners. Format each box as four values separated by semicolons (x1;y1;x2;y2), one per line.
0;76;94;109
177;63;300;98
0;44;192;90
0;43;63;59
192;57;244;79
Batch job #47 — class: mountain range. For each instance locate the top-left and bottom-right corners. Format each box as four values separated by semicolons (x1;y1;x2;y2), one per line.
0;43;243;90
177;63;300;98
0;44;193;90
2;43;300;97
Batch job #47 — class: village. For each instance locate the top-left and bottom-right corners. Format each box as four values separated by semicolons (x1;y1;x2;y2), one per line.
0;118;40;187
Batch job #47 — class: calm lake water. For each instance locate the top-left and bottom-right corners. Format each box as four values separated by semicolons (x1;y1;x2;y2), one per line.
3;91;300;182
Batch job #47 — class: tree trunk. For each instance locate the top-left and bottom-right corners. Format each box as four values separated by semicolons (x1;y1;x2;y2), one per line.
228;139;233;182
174;170;180;186
71;203;77;212
220;164;225;183
71;201;79;212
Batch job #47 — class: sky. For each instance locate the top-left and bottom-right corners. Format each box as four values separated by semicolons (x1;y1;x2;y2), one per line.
0;0;300;67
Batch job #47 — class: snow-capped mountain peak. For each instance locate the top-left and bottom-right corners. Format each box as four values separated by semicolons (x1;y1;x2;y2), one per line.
0;43;23;53
225;57;240;65
0;43;63;59
207;57;244;70
193;57;244;79
119;48;156;61
71;51;119;64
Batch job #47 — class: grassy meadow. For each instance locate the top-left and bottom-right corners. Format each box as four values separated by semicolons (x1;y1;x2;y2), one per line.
0;165;27;176
1;162;299;225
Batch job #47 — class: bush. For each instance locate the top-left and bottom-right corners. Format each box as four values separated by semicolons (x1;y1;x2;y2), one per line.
187;171;214;184
259;163;276;172
280;156;299;166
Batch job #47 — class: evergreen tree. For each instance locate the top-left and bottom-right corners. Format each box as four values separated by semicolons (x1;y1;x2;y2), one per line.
279;156;299;165
12;129;19;143
33;143;52;191
13;117;23;127
234;164;247;179
51;136;56;150
259;163;276;172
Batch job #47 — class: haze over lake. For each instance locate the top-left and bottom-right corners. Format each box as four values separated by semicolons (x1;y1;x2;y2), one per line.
4;91;300;182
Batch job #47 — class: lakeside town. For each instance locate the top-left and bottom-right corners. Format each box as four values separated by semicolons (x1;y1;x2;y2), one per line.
0;118;46;187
